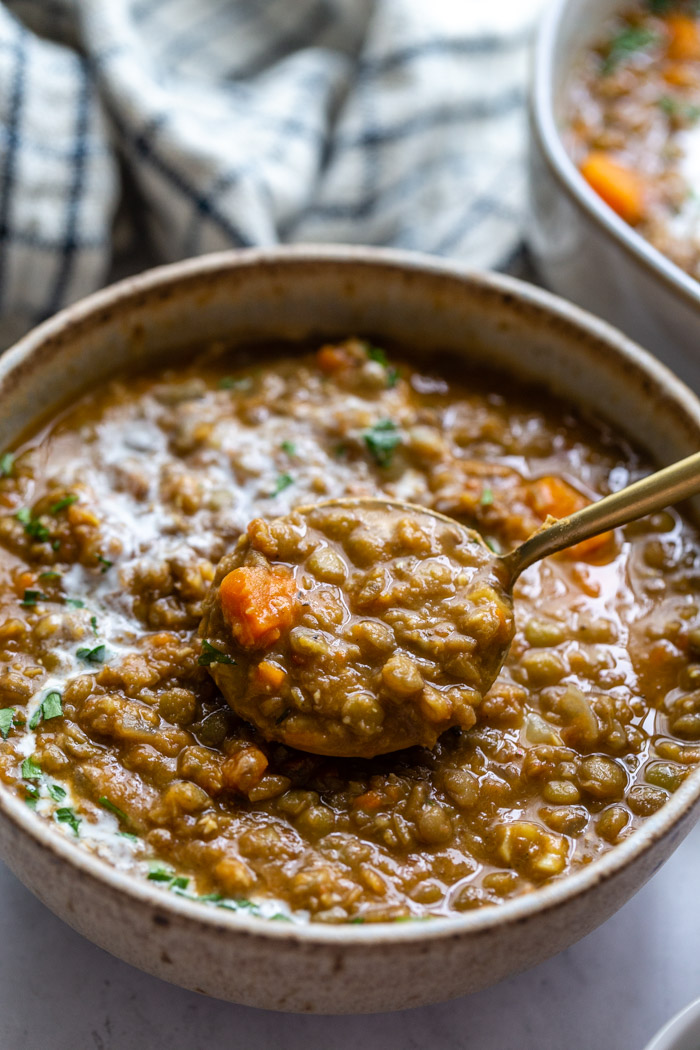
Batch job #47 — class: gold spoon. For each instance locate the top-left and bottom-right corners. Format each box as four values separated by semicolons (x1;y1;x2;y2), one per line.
203;450;700;758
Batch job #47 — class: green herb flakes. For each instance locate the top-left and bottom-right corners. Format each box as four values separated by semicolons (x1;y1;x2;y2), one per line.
16;508;50;543
39;571;61;581
481;487;494;507
55;807;81;835
280;440;296;456
64;597;85;608
97;554;113;573
366;344;388;366
50;494;78;514
364;419;401;468
269;472;294;497
76;643;106;664
99;796;129;824
21;589;48;607
0;452;14;477
602;27;656;73
658;95;700;123
90;615;98;636
48;783;67;802
0;708;15;740
43;691;63;720
25;784;39;807
198;640;235;667
21;755;42;780
219;376;252;391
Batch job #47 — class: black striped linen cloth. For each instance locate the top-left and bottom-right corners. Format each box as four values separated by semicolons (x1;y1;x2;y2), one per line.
0;0;546;345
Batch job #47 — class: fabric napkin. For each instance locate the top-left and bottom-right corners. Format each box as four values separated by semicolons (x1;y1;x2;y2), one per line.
0;0;546;345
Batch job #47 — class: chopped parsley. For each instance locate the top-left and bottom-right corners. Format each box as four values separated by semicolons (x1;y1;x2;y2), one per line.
38;571;61;581
366;344;388;366
280;440;296;456
76;643;106;664
480;487;494;507
16;508;50;543
99;796;129;824
97;554;112;573
29;691;63;729
48;783;67;802
90;615;98;636
658;95;700;123
64;597;85;608
0;452;13;477
365;344;399;388
363;419;401;468
147;864;189;891
0;708;15;740
484;536;502;554
218;375;252;391
198;640;235;667
334;442;348;458
25;784;39;807
50;494;78;514
602;26;657;73
55;807;81;835
21;589;48;607
21;755;42;780
269;472;294;497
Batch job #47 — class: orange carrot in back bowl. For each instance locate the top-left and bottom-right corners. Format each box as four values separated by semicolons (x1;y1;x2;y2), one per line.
579;152;646;226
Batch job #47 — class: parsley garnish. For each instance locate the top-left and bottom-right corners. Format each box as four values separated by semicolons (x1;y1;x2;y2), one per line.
97;554;112;573
147;864;189;891
481;487;494;507
48;783;66;802
64;597;85;608
55;807;80;835
50;494;78;514
25;784;39;807
218;376;252;391
0;708;15;740
658;95;700;123
280;440;296;456
90;615;98;636
39;571;61;580
386;366;399;388
29;691;63;729
364;419;401;468
269;473;294;497
198;640;235;666
334;442;348;458
16;508;50;543
76;643;106;664
99;796;129;824
21;755;42;780
0;452;13;477
21;589;48;607
366;345;388;366
602;26;656;73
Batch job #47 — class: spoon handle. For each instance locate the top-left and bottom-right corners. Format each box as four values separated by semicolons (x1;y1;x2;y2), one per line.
502;450;700;581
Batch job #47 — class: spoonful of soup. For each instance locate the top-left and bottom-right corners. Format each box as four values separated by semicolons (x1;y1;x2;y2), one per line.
199;451;700;758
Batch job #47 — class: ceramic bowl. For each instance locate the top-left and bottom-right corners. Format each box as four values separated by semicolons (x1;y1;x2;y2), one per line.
1;246;700;1014
643;998;700;1050
528;0;700;390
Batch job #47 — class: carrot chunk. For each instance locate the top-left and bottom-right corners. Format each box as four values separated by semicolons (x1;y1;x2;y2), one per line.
666;14;700;61
317;344;354;374
527;476;613;560
255;660;287;689
579;152;646;225
220;565;299;649
353;789;384;812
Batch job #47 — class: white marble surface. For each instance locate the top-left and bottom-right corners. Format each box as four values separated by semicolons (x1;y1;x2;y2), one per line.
1;820;699;1050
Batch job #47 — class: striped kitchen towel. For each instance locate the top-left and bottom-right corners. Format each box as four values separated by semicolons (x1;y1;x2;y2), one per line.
0;0;546;346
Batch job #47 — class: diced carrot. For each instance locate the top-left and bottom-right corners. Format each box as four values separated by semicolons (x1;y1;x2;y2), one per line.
220;565;299;649
353;789;384;812
527;476;613;560
664;60;697;86
255;660;286;689
666;14;700;61
579;152;646;225
317;345;353;374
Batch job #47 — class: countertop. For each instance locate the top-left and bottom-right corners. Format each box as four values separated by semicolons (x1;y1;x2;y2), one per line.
2;820;699;1050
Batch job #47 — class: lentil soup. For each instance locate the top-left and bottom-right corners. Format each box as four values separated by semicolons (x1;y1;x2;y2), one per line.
566;0;700;280
0;337;698;924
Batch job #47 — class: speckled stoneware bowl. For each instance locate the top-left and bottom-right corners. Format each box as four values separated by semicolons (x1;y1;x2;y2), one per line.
1;247;700;1015
528;0;700;391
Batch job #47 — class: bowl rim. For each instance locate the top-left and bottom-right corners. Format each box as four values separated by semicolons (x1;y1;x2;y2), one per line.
2;242;700;947
643;997;700;1050
530;0;700;312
